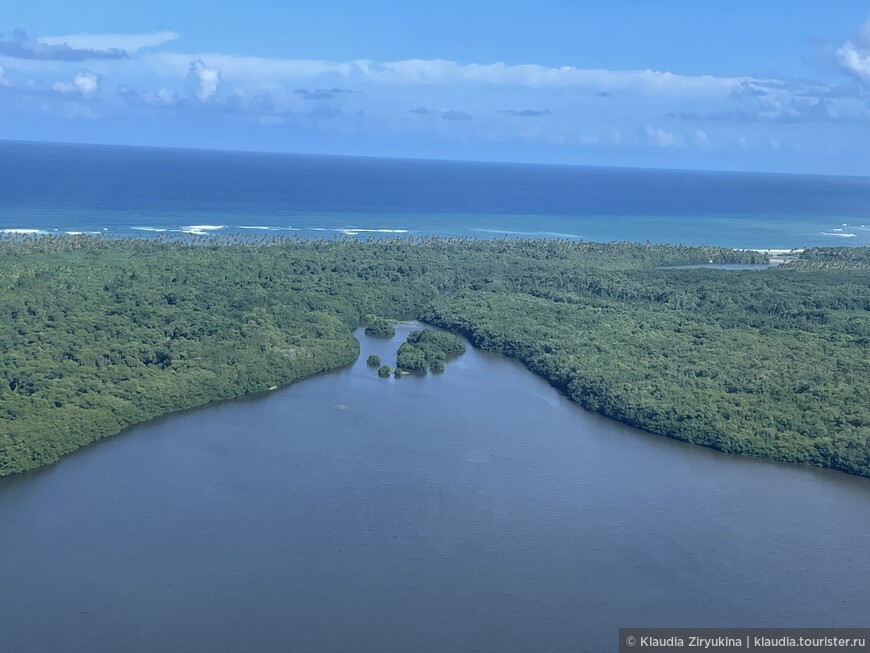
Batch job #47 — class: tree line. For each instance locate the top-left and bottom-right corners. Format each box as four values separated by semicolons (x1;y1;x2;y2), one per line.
0;236;866;477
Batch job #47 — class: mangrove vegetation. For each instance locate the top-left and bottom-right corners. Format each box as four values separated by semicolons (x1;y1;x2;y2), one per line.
0;236;867;477
395;329;466;373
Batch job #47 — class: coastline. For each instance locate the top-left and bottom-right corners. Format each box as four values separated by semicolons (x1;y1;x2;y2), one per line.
0;351;360;479
429;321;869;479
1;238;866;479
744;247;805;264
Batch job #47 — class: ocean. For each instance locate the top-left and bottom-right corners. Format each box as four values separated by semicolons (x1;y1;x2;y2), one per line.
1;140;869;248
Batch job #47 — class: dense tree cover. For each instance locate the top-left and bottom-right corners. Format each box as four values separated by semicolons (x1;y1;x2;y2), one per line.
363;316;396;338
366;354;381;367
0;235;866;477
395;329;466;373
377;365;392;378
421;263;870;476
407;329;466;356
783;246;870;270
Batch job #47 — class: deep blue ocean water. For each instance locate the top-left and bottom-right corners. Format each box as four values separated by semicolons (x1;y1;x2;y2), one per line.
1;140;869;248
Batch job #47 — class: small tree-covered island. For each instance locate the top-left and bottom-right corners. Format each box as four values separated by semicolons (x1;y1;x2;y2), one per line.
393;329;466;374
0;236;868;478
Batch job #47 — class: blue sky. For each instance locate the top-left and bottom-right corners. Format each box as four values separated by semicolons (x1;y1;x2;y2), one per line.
2;1;870;174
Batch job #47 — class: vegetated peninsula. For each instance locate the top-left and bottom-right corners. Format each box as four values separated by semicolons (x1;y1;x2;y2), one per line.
363;315;395;338
0;236;867;478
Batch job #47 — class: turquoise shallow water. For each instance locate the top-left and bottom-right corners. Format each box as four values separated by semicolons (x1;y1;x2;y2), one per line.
1;141;869;248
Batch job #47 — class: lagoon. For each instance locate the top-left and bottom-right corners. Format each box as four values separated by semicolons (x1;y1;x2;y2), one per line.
1;324;868;652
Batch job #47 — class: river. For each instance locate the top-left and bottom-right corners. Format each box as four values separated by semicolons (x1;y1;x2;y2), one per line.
1;324;868;652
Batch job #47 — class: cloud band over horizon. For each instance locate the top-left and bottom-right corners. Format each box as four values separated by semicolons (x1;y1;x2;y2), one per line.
0;17;868;175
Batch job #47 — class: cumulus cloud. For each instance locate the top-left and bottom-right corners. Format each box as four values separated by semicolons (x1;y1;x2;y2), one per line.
729;80;769;98
442;109;472;121
73;71;99;97
184;59;221;102
645;124;676;147
135;51;862;134
496;109;550;117
0;68;99;100
4;23;864;163
50;73;96;97
0;29;128;61
40;31;179;54
146;52;351;82
837;42;870;82
144;51;750;98
836;15;870;83
119;80;284;118
117;84;178;107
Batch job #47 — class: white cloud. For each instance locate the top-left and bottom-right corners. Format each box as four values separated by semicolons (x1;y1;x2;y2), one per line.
836;15;870;83
73;71;98;97
145;52;749;98
147;52;351;83
373;59;748;96
117;83;178;107
645;124;676;147
5;25;860;165
837;40;870;82
184;59;221;102
41;31;179;54
50;70;99;98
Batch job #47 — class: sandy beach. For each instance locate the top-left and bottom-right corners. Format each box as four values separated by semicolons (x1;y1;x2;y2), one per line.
744;248;805;264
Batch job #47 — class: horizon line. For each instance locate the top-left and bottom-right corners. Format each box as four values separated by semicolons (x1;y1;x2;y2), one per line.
3;137;868;182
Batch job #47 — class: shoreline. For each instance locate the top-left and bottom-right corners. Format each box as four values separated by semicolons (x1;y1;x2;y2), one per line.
1;229;866;254
1;237;865;480
742;247;806;264
427;321;870;481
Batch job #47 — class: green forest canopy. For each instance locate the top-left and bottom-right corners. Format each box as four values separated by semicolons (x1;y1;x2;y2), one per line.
396;329;466;373
363;315;396;338
0;236;867;478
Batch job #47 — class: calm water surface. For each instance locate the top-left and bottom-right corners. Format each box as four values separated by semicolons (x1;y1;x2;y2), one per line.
1;325;869;652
